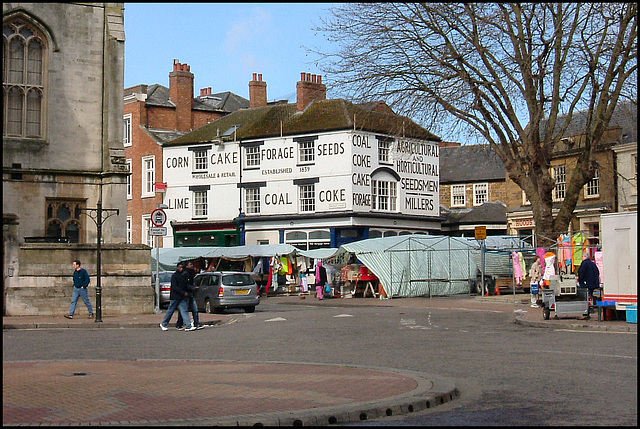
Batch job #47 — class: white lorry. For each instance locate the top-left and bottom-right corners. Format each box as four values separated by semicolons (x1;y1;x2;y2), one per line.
601;212;637;311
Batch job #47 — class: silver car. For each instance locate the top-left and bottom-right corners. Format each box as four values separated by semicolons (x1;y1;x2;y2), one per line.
193;271;260;314
151;271;172;308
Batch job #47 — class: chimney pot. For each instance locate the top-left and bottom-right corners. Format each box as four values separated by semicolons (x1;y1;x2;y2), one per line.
318;75;322;84
200;88;205;96
258;73;262;81
208;87;212;95
253;73;257;81
306;73;311;81
301;72;306;81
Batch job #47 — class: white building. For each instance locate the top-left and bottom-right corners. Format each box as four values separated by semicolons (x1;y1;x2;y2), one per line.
160;73;442;249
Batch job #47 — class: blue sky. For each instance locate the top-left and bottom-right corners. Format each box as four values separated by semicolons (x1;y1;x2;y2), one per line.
124;3;339;102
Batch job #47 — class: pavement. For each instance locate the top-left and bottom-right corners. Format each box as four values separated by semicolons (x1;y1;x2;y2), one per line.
3;294;636;426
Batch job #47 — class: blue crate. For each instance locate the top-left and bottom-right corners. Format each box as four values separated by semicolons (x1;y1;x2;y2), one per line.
626;306;637;324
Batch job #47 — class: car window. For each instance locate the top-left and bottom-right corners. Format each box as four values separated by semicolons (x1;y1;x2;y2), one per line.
207;275;220;287
159;272;172;283
222;274;255;286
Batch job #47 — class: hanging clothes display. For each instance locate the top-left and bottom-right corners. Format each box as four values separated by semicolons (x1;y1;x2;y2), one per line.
562;234;573;272
572;232;587;272
542;252;556;286
537;248;547;275
557;236;566;272
594;251;604;286
512;251;525;285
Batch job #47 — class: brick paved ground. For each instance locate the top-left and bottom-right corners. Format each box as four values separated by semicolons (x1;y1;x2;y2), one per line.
3;360;425;426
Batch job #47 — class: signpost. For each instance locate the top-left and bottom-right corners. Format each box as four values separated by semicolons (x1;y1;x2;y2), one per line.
475;226;487;296
151;206;167;313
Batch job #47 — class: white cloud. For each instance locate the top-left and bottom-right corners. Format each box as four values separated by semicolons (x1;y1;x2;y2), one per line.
224;7;273;54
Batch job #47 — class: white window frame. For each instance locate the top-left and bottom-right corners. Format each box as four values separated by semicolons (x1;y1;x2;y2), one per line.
193;190;208;218
142;215;152;248
451;184;466;207
522;190;531;206
584;168;599;198
141;155;155;198
123;113;132;147
473;182;488;206
378;138;392;164
298;140;315;163
125;158;132;199
299;183;315;213
245;187;261;214
245;145;260;168
371;179;397;212
126;216;132;244
193;149;208;172
552;165;566;202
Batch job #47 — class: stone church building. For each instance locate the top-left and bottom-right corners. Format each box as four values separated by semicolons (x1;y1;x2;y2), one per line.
3;3;152;316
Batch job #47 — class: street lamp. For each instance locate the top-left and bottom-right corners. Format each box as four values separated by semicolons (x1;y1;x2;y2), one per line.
78;202;119;323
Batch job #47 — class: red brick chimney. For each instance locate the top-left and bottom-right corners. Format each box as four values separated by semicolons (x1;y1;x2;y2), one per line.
249;73;267;108
297;72;326;111
169;59;194;132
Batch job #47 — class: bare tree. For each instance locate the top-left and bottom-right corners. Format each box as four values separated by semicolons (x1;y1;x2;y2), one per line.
312;3;637;238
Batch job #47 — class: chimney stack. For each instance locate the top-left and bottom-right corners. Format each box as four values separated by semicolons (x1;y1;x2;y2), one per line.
297;72;326;112
249;73;268;108
169;59;195;132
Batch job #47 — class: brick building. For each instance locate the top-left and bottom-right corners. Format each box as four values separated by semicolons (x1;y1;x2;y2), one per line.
123;60;249;246
505;101;637;247
439;144;508;236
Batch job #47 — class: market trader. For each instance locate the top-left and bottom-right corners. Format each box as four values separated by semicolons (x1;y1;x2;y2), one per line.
577;252;600;308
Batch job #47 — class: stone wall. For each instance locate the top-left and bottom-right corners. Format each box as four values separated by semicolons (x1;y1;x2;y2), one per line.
5;243;153;316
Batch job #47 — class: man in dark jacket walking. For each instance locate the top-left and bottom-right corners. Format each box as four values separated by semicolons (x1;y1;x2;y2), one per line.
159;263;195;331
577;252;601;307
64;259;94;319
176;261;202;330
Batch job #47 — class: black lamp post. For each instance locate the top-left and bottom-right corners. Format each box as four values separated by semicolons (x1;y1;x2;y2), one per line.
79;202;119;322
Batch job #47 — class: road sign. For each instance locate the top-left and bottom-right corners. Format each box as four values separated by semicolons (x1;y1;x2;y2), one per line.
149;227;167;236
475;226;487;240
151;209;167;227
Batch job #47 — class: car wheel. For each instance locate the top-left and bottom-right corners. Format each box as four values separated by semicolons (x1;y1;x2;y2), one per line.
204;299;213;314
543;307;550;320
244;306;255;313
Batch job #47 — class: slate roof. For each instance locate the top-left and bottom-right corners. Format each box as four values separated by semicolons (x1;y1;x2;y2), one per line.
545;99;637;144
165;98;441;146
143;127;188;145
439;145;506;184
441;201;507;226
143;84;249;113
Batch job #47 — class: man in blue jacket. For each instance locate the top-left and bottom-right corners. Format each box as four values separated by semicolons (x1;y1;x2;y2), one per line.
159;262;195;331
64;259;94;319
577;252;600;309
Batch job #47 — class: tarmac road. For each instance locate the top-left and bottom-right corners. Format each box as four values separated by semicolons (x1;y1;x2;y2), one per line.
3;295;637;426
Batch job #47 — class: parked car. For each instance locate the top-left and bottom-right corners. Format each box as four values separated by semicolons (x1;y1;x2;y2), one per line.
151;271;172;308
193;271;260;314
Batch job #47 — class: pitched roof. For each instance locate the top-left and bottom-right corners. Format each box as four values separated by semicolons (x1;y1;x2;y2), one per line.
439;145;505;183
441;201;507;226
165;98;441;146
142;84;249;113
545;100;637;144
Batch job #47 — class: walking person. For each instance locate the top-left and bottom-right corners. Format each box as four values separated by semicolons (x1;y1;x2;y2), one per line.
315;260;327;300
159;262;195;331
176;261;203;330
64;260;94;319
529;255;543;308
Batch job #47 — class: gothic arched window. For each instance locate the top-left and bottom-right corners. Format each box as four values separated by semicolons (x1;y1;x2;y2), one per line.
3;16;47;138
